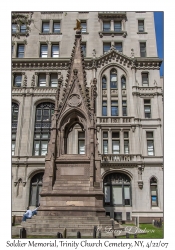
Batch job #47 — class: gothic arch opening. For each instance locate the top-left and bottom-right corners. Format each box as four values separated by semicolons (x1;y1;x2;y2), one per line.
29;172;44;207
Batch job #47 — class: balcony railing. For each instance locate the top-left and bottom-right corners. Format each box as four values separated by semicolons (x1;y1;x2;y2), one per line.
101;154;143;162
98;12;126;19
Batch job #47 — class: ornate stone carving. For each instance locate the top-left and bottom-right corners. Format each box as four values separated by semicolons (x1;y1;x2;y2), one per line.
68;94;81;107
31;75;35;87
23;74;27;87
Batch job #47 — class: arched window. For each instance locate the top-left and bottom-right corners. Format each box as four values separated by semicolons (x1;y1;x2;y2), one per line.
150;177;158;206
29;172;44;206
33;102;55;156
103;172;131;206
121;76;126;89
102;76;107;89
12;102;19;155
110;69;117;88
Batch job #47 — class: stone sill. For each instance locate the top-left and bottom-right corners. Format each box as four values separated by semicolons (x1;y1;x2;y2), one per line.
137;32;148;34
39;32;62;35
99;31;127;37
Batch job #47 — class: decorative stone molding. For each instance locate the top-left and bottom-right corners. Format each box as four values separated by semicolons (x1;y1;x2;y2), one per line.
23;74;27;87
68;94;81;107
138;180;143;189
31;75;35;87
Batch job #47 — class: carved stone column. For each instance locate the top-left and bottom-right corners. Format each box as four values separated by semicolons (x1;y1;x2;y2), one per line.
46;72;50;87
35;72;38;87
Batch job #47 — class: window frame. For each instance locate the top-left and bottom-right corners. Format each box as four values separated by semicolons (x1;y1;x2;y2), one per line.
138;20;145;32
14;74;22;87
38;74;46;87
103;131;108;154
40;44;48;58
103;173;132;207
53;21;61;33
17;44;25;58
115;42;123;53
42;21;50;33
33;103;55;156
102;100;107;116
150;177;158;207
146;131;154;156
80;20;87;33
103;21;111;31
103;42;111;54
142;72;149;86
140;42;147;57
112;132;120;154
81;42;86;57
111;101;118;116
144;99;151;118
122;100;127;116
114;21;122;32
51;44;59;58
78;131;85;154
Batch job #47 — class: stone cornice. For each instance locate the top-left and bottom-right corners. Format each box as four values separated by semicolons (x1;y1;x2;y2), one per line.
12;55;163;71
132;85;163;96
12;87;57;96
98;12;126;19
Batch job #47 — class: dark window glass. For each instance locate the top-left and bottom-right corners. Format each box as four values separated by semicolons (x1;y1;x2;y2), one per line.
42;22;49;33
115;42;122;52
138;20;144;32
14;75;22;87
33;103;55;156
17;45;24;58
114;21;121;32
102;76;107;89
52;44;59;57
103;43;111;54
53;22;60;33
140;42;146;57
103;21;110;31
102;101;107;116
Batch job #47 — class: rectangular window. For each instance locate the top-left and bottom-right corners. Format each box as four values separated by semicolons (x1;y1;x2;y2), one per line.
140;42;146;57
103;21;110;31
40;44;48;58
112;132;120;154
115;42;122;52
81;21;87;32
124;132;129;154
38;74;46;87
78;131;85;154
12;141;16;156
110;73;117;88
111;101;118;116
50;73;58;87
51;44;59;57
42;22;50;33
17;44;24;58
151;185;158;206
81;43;86;57
144;99;151;118
122;100;127;116
126;212;130;220
14;74;22;87
124;186;130;205
112;186;122;205
12;24;17;33
102;100;107;116
146;131;154;156
142;73;149;86
20;24;26;33
34;141;40;155
114;21;121;32
103;131;108;154
104;186;110;203
53;22;60;33
103;43;111;54
114;212;122;221
41;141;48;155
138;20;144;32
